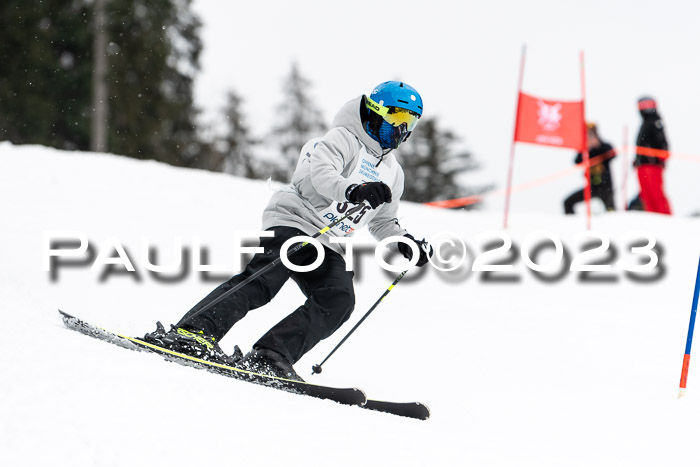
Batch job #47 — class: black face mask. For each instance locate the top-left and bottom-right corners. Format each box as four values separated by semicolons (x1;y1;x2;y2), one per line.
360;96;413;150
640;108;659;119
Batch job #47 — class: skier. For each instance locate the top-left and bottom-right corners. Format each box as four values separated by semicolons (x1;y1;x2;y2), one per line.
143;81;433;381
628;96;671;214
563;123;616;214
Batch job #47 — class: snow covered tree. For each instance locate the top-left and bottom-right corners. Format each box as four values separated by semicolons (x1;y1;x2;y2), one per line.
398;117;486;208
268;62;327;181
219;89;260;178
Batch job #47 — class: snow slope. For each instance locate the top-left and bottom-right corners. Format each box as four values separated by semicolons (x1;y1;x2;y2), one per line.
2;143;700;466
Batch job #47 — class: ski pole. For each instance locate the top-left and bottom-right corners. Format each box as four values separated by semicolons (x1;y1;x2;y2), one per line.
184;203;367;323
678;255;700;398
311;269;408;375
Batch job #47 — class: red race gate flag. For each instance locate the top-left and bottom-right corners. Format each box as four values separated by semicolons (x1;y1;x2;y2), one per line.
503;46;589;230
514;92;585;151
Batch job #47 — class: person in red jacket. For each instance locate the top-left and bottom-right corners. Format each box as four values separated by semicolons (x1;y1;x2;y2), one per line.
631;96;672;214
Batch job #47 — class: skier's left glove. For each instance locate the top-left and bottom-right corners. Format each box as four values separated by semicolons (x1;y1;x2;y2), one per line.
398;233;434;268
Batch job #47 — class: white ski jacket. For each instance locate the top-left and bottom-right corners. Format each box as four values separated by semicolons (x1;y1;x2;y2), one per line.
261;96;408;255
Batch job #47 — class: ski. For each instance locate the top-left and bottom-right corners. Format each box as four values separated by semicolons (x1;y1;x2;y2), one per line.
59;310;430;420
59;310;365;406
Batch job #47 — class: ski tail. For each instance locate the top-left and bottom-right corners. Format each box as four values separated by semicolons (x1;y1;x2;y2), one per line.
362;400;431;420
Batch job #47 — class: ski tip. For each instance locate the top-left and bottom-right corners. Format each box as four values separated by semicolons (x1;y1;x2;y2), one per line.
421;402;432;420
58;309;74;319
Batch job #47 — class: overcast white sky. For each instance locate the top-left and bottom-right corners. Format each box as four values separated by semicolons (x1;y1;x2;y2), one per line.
191;0;700;215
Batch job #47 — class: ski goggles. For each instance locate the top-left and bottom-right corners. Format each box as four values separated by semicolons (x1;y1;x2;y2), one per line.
366;96;420;131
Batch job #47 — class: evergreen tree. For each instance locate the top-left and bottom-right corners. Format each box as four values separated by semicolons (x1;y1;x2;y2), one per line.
268;62;326;181
106;0;207;167
220;89;259;178
398;117;486;208
0;0;93;150
0;0;210;168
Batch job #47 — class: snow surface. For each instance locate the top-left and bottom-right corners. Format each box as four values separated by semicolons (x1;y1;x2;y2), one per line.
2;142;700;466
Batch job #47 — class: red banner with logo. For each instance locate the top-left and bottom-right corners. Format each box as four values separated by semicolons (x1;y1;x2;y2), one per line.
514;92;585;151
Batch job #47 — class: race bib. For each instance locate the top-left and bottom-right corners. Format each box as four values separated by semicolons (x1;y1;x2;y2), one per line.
316;145;398;237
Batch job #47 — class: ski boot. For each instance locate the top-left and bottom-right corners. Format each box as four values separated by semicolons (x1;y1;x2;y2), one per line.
239;347;305;382
142;322;242;366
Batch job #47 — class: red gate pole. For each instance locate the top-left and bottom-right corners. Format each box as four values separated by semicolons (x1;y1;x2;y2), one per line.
579;51;591;230
503;44;527;229
622;125;629;211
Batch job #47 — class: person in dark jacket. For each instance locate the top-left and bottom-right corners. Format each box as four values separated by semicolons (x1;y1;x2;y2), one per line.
563;123;616;214
629;96;671;214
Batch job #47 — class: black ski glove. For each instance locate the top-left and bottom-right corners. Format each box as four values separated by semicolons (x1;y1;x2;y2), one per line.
346;182;392;209
397;233;434;267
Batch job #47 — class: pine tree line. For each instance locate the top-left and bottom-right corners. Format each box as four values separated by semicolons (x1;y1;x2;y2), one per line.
218;64;490;206
0;0;487;207
0;0;209;167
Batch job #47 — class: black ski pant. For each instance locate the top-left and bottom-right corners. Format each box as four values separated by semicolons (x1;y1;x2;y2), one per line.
177;226;355;365
563;184;615;214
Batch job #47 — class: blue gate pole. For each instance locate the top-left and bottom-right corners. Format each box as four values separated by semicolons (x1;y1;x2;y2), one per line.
679;256;700;398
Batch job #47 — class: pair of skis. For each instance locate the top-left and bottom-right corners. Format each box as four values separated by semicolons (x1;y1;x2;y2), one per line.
59;310;430;420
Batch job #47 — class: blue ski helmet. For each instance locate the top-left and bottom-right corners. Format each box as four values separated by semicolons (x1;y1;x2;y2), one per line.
364;81;423;150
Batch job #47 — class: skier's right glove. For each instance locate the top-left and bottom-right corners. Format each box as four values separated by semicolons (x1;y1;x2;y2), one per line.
346;182;392;209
